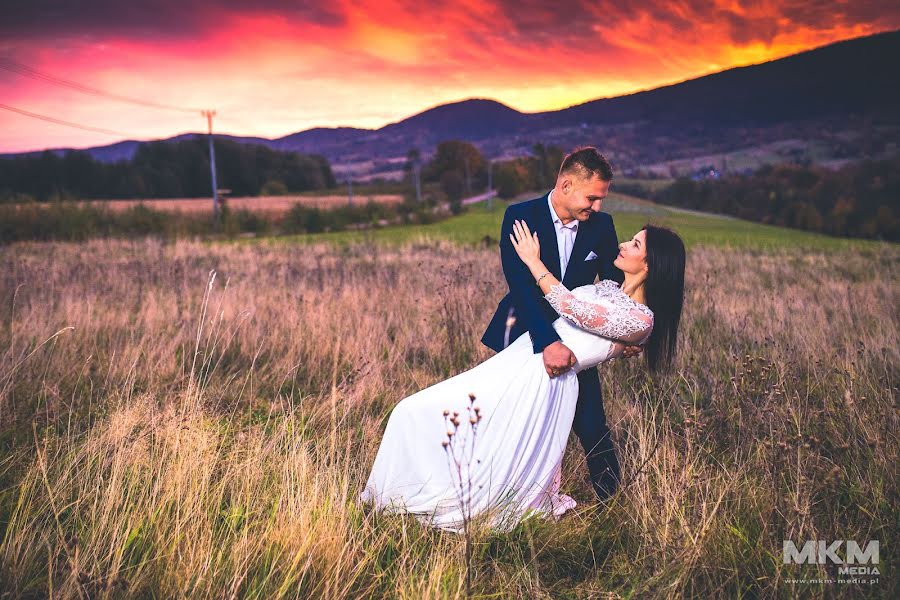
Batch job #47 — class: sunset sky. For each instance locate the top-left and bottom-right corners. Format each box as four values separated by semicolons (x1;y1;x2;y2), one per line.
2;1;898;153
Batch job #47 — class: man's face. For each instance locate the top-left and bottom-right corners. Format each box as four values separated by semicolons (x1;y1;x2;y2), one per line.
560;173;609;222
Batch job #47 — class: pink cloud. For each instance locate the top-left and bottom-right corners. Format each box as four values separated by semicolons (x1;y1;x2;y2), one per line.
1;1;898;152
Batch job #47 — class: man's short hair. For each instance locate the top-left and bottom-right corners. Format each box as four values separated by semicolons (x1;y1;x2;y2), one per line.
558;147;613;182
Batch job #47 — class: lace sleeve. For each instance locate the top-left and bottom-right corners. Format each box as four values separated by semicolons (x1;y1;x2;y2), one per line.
544;282;654;344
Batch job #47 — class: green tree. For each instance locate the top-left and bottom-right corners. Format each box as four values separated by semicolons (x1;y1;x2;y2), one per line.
494;160;532;199
425;141;486;194
440;170;465;202
531;143;564;189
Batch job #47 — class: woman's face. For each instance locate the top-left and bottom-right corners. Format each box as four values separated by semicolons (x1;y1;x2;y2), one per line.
614;229;648;274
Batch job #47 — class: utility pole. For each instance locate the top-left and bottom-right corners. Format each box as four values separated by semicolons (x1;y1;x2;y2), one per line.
487;160;494;210
407;148;422;204
414;158;422;204
347;177;353;206
202;110;219;223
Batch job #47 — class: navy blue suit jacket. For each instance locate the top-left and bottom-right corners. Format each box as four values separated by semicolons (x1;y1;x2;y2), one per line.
481;192;624;354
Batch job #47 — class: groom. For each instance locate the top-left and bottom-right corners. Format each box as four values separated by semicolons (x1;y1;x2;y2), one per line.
481;146;637;502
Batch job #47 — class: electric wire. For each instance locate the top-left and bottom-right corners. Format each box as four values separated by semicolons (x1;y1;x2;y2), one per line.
0;58;203;114
0;102;137;138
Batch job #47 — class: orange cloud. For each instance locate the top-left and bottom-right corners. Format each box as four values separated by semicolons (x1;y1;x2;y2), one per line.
1;1;898;152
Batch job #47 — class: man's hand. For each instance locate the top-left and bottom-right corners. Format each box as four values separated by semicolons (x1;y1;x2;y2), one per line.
621;345;644;359
543;341;576;378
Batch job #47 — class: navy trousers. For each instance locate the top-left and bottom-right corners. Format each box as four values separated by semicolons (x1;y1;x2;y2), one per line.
573;366;620;500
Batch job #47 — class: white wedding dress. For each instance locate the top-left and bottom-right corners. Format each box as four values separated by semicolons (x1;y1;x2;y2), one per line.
359;279;654;533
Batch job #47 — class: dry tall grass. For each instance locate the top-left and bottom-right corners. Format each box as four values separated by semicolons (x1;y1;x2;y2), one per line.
0;238;896;598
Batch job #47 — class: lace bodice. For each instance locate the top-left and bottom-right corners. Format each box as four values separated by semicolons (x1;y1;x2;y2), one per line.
545;279;654;345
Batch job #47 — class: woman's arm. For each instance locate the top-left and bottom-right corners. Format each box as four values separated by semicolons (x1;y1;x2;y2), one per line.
542;282;653;343
510;219;653;344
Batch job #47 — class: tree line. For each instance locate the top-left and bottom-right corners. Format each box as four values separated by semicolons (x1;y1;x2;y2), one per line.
4;136;564;205
653;158;899;241
404;140;566;203
0;138;336;201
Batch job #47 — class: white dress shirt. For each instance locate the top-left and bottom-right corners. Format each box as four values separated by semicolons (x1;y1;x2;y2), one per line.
547;190;578;280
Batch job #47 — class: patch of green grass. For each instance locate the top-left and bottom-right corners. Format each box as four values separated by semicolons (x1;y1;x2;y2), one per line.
626;206;885;251
287;181;439;197
245;191;889;252
615;177;676;194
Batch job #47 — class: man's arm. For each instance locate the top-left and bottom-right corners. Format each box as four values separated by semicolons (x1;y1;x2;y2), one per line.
499;206;561;353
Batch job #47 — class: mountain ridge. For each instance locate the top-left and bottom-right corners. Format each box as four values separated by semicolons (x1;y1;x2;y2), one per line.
5;29;898;175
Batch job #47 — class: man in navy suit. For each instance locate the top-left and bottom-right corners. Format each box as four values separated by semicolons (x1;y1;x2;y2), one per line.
481;146;639;502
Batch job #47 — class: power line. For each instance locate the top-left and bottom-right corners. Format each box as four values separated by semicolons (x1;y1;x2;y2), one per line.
0;103;136;138
0;58;203;114
3;101;223;220
1;60;226;216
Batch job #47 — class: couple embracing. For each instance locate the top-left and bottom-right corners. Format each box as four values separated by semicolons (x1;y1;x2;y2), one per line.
360;147;686;532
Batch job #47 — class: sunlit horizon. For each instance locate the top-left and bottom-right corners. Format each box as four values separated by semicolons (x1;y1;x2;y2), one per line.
2;1;898;153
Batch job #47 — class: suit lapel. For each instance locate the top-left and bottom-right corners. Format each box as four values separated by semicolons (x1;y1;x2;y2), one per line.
533;194;562;280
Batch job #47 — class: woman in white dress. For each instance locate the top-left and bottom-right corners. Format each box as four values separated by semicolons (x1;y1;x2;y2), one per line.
359;220;686;533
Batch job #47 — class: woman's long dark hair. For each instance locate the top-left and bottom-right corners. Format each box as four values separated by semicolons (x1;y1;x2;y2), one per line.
642;224;685;373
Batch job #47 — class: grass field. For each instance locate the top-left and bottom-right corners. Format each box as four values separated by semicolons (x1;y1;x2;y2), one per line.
251;191;886;252
0;194;896;598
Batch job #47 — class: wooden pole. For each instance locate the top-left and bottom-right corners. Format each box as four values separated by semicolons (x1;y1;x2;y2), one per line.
202;110;219;223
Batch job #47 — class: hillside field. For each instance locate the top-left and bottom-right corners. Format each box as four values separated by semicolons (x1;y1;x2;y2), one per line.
255;191;886;252
0;196;896;598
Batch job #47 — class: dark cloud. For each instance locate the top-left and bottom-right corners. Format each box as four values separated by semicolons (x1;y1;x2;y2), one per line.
491;0;899;46
494;0;600;38
1;0;897;54
778;0;891;29
721;11;781;46
0;0;345;41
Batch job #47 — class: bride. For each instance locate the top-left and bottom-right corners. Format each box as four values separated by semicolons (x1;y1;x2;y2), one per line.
359;219;686;532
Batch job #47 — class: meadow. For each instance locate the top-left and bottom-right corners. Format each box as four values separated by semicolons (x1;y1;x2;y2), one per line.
260;191;888;252
74;194;404;214
0;197;896;598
